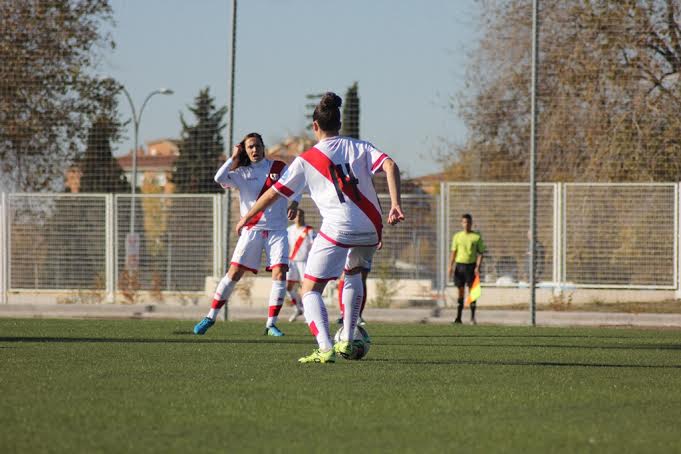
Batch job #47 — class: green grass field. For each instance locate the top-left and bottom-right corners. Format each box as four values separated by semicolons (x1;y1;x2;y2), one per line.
1;319;680;453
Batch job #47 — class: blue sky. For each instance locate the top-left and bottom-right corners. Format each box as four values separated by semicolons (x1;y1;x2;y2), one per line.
106;0;480;178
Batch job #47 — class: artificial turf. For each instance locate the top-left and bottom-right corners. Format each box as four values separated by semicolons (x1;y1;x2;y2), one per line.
0;319;680;453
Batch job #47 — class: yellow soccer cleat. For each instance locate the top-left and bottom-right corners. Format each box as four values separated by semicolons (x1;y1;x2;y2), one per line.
298;348;336;364
333;340;355;359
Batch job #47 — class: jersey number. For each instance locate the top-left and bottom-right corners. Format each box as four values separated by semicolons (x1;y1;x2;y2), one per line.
329;163;361;203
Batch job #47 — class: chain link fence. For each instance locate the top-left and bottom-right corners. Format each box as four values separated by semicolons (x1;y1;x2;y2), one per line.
1;184;679;304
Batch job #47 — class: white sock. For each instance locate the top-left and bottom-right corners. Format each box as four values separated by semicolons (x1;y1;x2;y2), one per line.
341;273;363;341
266;280;287;327
302;291;332;351
287;287;303;312
207;275;236;319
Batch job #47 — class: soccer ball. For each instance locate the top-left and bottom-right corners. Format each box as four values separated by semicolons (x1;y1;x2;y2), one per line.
333;325;371;360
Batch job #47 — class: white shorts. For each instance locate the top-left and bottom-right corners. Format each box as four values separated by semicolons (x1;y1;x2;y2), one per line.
304;235;377;282
287;260;306;283
230;229;288;274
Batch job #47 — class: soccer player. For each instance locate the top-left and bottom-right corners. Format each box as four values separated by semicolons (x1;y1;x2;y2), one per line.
286;208;316;322
336;250;376;327
447;213;486;324
193;132;299;337
235;92;405;363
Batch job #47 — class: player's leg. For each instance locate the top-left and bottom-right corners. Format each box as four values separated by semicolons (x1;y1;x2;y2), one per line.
339;245;376;344
453;264;465;324
264;230;289;336
194;230;261;335
297;236;346;363
287;262;304;322
358;266;370;326
464;264;477;324
467;266;477;324
336;273;345;324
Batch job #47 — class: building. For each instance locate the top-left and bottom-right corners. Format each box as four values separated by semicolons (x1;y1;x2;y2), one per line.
116;139;180;193
266;134;315;165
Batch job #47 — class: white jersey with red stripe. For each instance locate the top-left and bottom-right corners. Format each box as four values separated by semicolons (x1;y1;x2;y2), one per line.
215;158;290;231
287;224;316;261
273;136;389;245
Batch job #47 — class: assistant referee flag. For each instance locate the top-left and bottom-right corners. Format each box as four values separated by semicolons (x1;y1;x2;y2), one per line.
466;275;481;306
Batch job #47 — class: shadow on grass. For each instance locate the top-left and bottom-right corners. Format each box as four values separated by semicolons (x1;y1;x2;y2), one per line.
373;334;668;339
376;341;681;351
365;358;681;369
0;336;311;345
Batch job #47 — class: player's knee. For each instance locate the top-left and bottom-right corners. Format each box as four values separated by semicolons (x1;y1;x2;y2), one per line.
227;267;244;281
271;268;286;281
345;266;363;275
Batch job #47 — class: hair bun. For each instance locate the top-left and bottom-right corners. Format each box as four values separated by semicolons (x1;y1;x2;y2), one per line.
320;92;342;109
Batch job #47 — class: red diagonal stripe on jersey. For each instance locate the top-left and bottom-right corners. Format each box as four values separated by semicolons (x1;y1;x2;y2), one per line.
371;153;388;173
301;147;383;239
245;160;286;228
273;181;293;197
289;225;312;260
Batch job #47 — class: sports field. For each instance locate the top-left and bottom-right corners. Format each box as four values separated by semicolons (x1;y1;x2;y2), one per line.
1;319;680;453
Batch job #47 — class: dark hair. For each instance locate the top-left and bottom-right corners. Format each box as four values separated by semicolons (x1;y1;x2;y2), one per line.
313;92;342;132
462;214;472;222
237;132;264;167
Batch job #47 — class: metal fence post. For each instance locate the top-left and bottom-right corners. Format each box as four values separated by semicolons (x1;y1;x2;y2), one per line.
222;191;231;321
105;194;115;303
0;193;7;304
438;183;448;304
213;194;222;279
552;183;562;287
674;183;681;299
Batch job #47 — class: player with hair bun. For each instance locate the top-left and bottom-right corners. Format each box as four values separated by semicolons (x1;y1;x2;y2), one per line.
236;92;405;363
193;132;300;337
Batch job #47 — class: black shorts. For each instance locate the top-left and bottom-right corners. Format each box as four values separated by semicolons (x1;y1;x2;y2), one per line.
453;263;476;288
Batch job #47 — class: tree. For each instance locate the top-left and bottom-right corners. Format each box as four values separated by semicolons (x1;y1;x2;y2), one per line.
341;82;360;139
79;113;129;193
172;88;227;193
0;0;118;192
449;0;681;182
304;92;324;130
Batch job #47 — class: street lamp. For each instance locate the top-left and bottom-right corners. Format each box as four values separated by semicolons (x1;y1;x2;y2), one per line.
120;87;174;234
120;87;173;273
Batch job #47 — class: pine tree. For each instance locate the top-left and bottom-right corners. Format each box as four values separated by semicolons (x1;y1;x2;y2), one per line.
173;88;227;193
79;116;130;193
341;82;360;139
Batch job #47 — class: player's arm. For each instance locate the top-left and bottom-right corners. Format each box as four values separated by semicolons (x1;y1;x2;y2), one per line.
475;237;486;276
214;145;243;187
287;200;299;221
285;168;302;220
475;253;483;276
381;158;405;225
235;187;282;235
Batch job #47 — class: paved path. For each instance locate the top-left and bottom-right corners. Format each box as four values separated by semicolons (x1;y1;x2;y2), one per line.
1;303;680;328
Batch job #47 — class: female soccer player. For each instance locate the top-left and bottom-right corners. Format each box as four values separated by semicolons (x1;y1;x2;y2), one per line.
286;208;316;322
193;132;299;337
235;93;405;363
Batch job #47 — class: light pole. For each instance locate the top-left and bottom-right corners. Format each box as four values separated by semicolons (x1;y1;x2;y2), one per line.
120;87;173;273
121;87;173;234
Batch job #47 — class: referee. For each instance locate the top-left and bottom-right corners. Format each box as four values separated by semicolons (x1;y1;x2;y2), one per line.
448;213;486;324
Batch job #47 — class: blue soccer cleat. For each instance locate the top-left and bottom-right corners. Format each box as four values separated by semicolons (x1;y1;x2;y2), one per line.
264;325;284;336
193;317;215;335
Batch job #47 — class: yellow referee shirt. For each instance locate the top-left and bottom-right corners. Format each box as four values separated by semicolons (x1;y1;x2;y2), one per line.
451;231;486;264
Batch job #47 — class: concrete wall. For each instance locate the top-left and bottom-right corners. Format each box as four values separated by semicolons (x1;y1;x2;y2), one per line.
4;277;677;306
